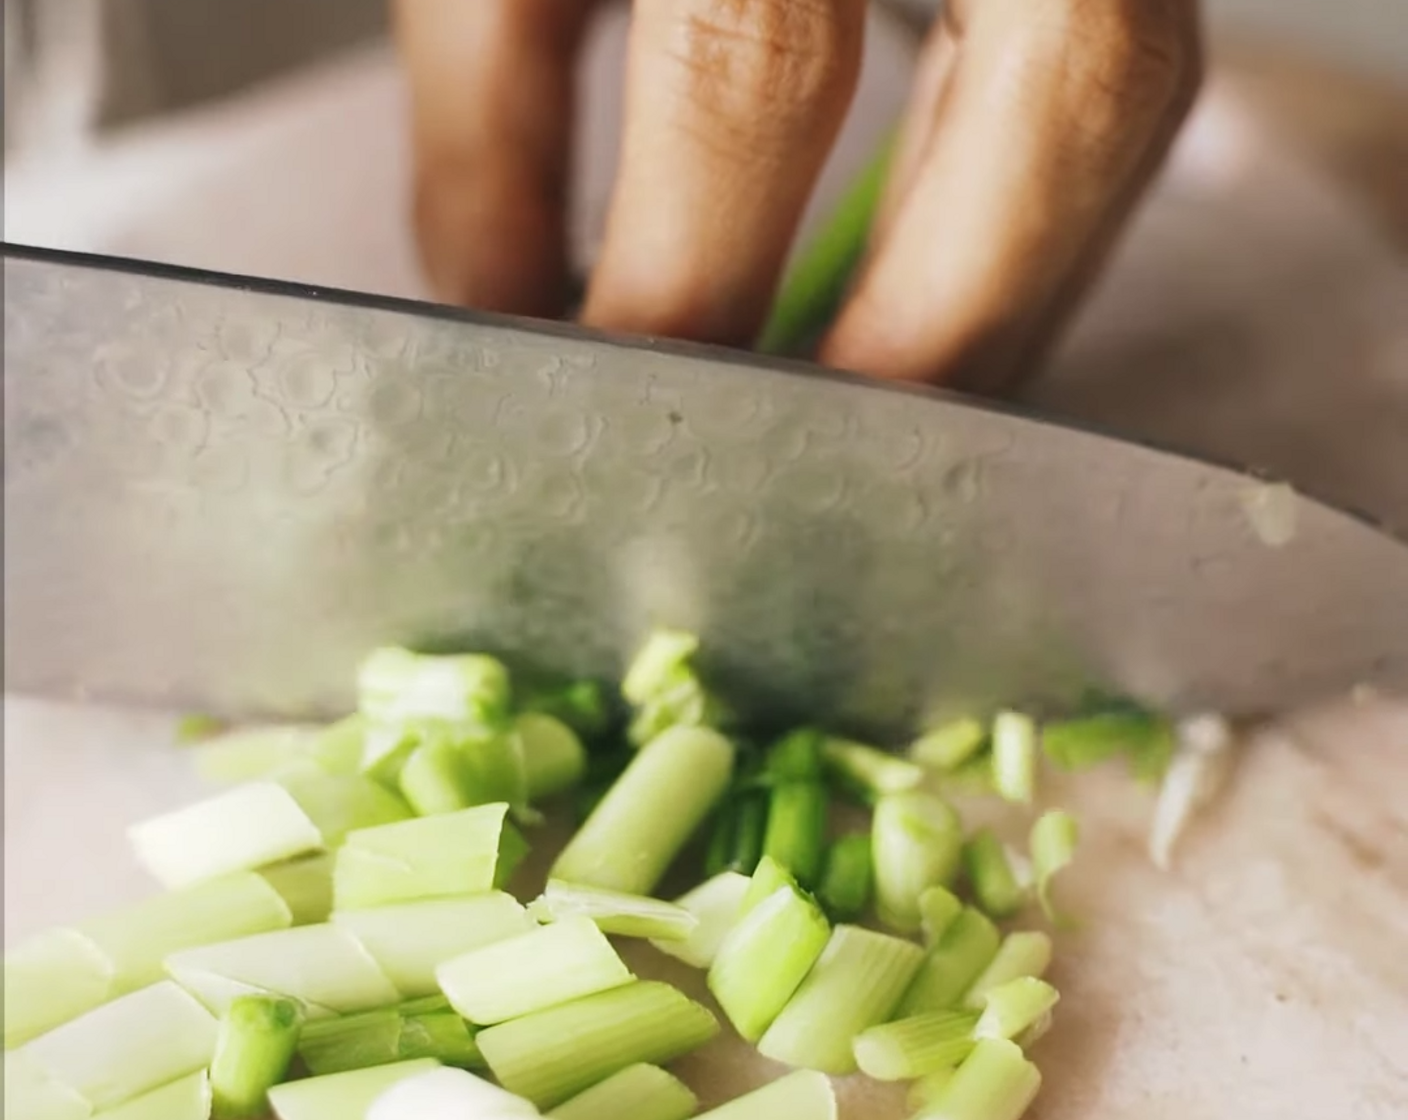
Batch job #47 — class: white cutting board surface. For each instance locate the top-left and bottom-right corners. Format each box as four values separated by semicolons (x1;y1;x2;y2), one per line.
6;694;1407;1118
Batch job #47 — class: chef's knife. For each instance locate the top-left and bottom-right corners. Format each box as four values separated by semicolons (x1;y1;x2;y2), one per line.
5;243;1406;734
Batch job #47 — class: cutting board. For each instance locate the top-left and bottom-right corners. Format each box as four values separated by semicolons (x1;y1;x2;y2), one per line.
6;694;1406;1117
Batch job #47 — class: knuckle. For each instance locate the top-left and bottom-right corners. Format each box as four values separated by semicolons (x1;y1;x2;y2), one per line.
1066;0;1202;122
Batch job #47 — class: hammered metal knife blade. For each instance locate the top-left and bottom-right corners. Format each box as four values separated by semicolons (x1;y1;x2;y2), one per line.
5;243;1406;734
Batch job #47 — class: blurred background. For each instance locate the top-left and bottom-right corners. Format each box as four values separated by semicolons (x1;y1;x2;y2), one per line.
4;0;1407;528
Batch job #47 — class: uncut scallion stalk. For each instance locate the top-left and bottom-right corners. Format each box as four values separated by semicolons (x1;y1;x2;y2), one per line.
547;1063;697;1120
528;880;698;941
476;980;719;1109
4;928;114;1048
758;925;925;1073
332;893;534;997
852;1009;979;1080
900;908;1000;1016
298;1006;481;1076
1030;809;1080;922
24;981;218;1111
991;712;1037;806
918;1038;1042;1120
438;915;633;1025
704;788;767;878
650;871;750;968
911;719;988;771
975;977;1059;1042
5;1049;93;1120
708;883;831;1042
357;647;511;729
822;738;924;802
366;1067;537;1120
332;802;515;909
963;831;1029;920
210;995;303;1120
518;712;588;800
128;782;324;890
266;1059;442;1120
260;853;336;925
872;792;964;934
552;725;735;895
762;780;828;888
963;932;1053;1010
817;833;873;922
918;886;963;947
695;1069;836;1120
97;1070;210;1120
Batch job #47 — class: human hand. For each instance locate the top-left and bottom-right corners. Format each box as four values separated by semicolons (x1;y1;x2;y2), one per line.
394;0;1201;391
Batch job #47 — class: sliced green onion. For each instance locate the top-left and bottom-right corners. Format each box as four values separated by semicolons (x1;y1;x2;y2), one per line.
391;721;529;816
528;880;698;941
128;783;323;890
695;1069;835;1120
209;995;303;1120
333;893;535;997
917;1038;1042;1120
366;1066;537;1120
496;821;531;891
357;647;511;729
817;833;873;922
304;714;370;775
910;719;988;772
521;678;611;743
708;883;831;1042
332;803;515;909
991;712;1037;806
397;737;478;816
4;928;114;1048
476;980;719;1109
1041;709;1173;778
438;915;633;1025
518;713;588;800
942;751;999;796
974;977;1059;1042
176;712;228;744
963;831;1029;920
266;1059;442;1120
280;770;415;847
25;982;218;1111
1150;714;1234;870
872;792;964;934
703;788;767;878
766;728;825;781
622;630;727;748
192;726;318;784
900;908;1000;1016
95;1071;210;1120
822;738;924;801
165;924;399;1017
650;871;750;968
908;1067;957;1112
852;1009;979;1080
918;886;964;947
299;1006;481;1076
963;932;1053;1010
551;726;735;895
5;1049;93;1120
1030;809;1080;922
547;1063;697;1120
621;630;700;706
761;781;828;888
359;725;419;787
259;853;336;925
76;873;292;998
758;925;925;1073
738;854;797;916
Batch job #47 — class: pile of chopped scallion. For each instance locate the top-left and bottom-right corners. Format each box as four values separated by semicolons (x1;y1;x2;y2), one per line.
5;630;1229;1120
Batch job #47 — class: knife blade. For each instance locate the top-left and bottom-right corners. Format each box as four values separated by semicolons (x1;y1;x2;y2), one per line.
5;243;1406;733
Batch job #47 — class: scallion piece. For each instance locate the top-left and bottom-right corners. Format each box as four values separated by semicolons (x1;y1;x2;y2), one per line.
95;1070;210;1120
4;928;114;1048
991;712;1037;806
332;803;516;909
1030;809;1080;922
621;629;700;705
518;712;588;800
872;792;964;934
332;894;535;997
738;854;797;915
304;714;370;775
359;725;419;787
703;789;767;878
5;1050;93;1120
24;981;218;1111
357;647;511;729
397;737;478;816
551;726;735;895
476;980;718;1109
176;712;228;744
1150;714;1234;870
918;886;963;947
191;726;319;784
708;883;831;1042
1041;710;1170;772
129;783;323;890
822;738;924;801
761;780;828;888
366;1066;537;1120
908;1067;957;1112
650;871;750;968
900;908;1000;1016
259;853;336;925
911;719;988;771
962;932;1053;1010
963;831;1029;920
298;1005;481;1076
852;1009;979;1080
766;728;825;781
974;977;1060;1042
528;880;698;941
266;1059;442;1120
918;1037;1042;1120
817;833;873;922
758;925;925;1073
209;995;303;1120
521;678;611;743
165;924;399;1018
280;770;415;847
438;916;633;1025
547;1063;697;1120
694;1069;835;1120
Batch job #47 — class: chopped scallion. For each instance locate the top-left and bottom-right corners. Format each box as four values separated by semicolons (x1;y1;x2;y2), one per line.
397;737;479;816
266;1058;442;1120
1029;810;1080;922
918;886;963;947
366;1066;537;1120
210;995;303;1120
528;880;698;941
5;1049;93;1120
703;789;767;879
259;854;336;925
1149;714;1234;870
766;728;825;781
852;1009;979;1080
520;678;611;743
547;1063;697;1120
1041;709;1171;776
191;726;319;784
621;630;700;706
872;792;964;934
974;977;1059;1042
963;932;1053;1010
917;1037;1042;1120
518;712;588;800
761;781;828;888
95;1070;211;1120
817;833;873;923
694;1069;835;1120
822;738;924;801
963;831;1029;920
900;908;1000;1016
910;719;988;772
738;854;797;915
908;1067;957;1112
279;770;415;847
649;871;750;968
298;1005;481;1076
357;647;511;729
991;712;1037;806
4;928;114;1049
